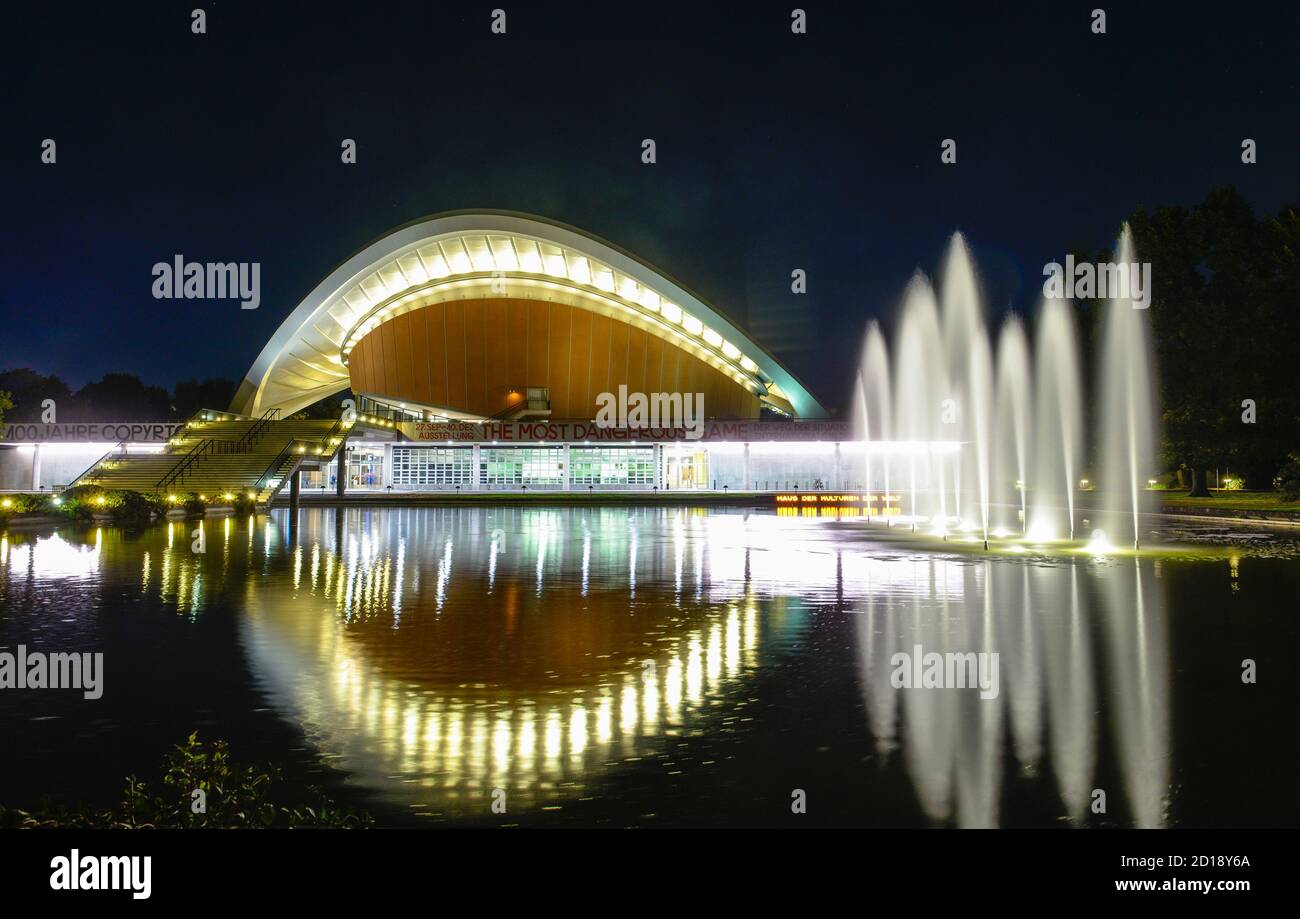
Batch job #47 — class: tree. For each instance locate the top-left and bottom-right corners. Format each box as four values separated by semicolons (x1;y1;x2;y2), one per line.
171;377;238;420
0;390;12;426
295;390;353;420
69;373;171;421
0;368;72;421
1128;188;1300;494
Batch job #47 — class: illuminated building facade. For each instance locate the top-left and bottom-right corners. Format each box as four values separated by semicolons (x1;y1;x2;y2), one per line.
1;213;956;497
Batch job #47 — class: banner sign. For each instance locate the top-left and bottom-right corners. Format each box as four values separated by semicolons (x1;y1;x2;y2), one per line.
400;420;854;443
0;422;184;444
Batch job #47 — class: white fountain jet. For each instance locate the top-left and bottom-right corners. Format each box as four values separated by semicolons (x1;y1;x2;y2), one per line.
891;273;947;528
853;321;893;518
939;233;995;547
993;315;1032;536
1027;299;1084;542
1098;225;1158;550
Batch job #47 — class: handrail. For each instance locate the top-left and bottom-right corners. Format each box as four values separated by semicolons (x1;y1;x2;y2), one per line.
66;442;127;489
251;423;347;497
157;437;251;491
157;438;214;491
252;439;303;496
234;408;280;451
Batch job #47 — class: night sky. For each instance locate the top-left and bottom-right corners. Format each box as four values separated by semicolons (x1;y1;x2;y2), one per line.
3;1;1296;412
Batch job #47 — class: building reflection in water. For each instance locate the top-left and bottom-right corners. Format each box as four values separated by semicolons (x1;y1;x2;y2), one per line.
0;509;1172;825
239;507;793;817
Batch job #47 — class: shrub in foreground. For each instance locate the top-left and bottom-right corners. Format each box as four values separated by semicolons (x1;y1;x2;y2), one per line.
0;733;371;829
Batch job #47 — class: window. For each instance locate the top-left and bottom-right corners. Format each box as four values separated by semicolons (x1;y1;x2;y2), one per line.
480;447;563;487
347;447;385;488
665;449;709;489
391;447;473;488
570;447;655;486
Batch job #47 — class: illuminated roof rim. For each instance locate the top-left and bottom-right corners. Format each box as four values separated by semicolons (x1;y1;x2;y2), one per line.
232;210;828;418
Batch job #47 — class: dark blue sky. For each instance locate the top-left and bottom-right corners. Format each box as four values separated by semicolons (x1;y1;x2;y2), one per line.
2;1;1296;411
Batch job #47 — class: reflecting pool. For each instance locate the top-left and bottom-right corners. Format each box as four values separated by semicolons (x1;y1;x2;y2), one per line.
1;507;1297;826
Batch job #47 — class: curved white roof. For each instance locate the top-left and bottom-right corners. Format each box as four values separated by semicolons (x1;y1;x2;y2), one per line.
232;211;827;419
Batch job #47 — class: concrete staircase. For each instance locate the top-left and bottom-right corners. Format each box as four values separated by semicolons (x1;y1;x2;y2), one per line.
74;410;351;502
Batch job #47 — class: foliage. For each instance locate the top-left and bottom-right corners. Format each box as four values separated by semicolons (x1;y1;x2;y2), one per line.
181;492;207;515
294;389;354;420
0;370;68;422
1127;188;1300;489
48;486;164;523
0;389;12;425
172;378;238;419
0;369;244;423
1275;453;1300;502
0;733;371;829
0;492;62;520
70;373;172;421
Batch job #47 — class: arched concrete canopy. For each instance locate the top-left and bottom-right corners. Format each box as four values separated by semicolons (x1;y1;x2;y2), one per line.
232;211;828;419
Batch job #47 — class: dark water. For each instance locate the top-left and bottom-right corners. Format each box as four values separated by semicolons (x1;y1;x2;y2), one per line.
1;507;1297;827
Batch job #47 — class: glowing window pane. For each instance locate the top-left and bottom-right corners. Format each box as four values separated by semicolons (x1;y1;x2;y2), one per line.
567;256;591;284
516;240;543;273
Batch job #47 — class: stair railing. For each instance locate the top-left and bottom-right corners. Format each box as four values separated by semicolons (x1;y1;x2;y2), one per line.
233;408;280;451
252;439;307;497
157;439;213;491
65;442;127;489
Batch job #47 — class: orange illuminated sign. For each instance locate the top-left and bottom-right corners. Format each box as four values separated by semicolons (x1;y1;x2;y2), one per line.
773;492;900;506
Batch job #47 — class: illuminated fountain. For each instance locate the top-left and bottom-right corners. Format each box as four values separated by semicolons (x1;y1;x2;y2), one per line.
855;322;892;524
852;227;1157;550
1098;227;1157;550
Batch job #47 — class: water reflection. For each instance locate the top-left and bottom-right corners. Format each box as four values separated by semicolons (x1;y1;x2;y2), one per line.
240;508;789;817
0;508;1180;825
854;554;1168;827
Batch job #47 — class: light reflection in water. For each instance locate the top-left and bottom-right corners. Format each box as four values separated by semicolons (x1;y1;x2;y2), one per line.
0;508;1175;825
240;508;779;816
855;553;1168;827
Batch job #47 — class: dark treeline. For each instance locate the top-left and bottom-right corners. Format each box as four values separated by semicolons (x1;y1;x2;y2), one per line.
0;370;237;423
1070;187;1299;492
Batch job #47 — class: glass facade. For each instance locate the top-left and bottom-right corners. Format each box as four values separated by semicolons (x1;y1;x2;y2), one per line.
664;448;710;490
310;441;871;493
570;447;654;487
392;446;473;488
480;447;563;488
348;446;385;489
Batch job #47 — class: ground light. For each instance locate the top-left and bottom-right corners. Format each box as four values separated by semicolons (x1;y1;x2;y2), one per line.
1086;529;1114;556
